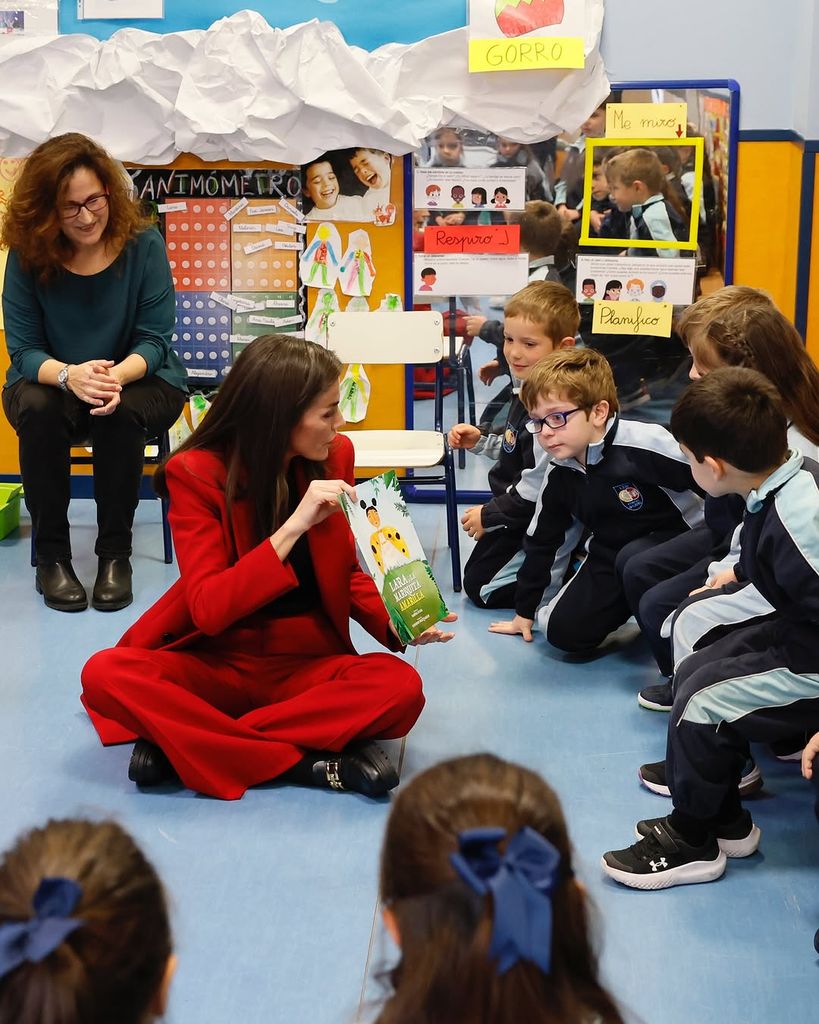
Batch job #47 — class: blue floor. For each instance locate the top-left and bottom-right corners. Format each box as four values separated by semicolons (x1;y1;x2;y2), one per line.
1;497;817;1024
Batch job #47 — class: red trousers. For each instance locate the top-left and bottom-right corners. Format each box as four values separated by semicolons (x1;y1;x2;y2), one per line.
81;614;424;800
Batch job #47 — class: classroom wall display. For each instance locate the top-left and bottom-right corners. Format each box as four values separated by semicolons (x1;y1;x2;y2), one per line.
78;0;162;17
128;164;303;382
575;255;696;305
412;253;529;299
579;137;704;252
414;167;526;213
605;103;688;140
423;223;520;254
0;10;609;164
591;300;674;338
468;0;586;72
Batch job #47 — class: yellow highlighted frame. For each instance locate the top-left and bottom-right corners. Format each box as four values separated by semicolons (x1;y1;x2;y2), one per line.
579;137;704;252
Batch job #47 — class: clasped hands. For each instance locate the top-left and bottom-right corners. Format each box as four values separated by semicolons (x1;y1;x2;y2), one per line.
67;359;122;416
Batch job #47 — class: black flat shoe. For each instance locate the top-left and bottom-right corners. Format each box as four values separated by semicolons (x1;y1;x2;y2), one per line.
35;561;88;612
128;739;178;786
315;741;399;797
92;557;133;611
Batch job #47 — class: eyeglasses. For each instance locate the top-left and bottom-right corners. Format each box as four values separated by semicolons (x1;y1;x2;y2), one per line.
525;408;584;433
61;193;109;220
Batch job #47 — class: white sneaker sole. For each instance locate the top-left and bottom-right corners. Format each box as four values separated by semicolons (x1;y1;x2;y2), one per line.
638;764;764;799
601;851;727;889
634;823;762;858
637;693;672;711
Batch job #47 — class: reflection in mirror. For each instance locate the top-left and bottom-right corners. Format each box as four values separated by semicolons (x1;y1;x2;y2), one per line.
410;85;737;498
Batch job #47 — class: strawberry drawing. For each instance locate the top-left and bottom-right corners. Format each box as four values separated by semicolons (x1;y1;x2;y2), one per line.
494;0;566;38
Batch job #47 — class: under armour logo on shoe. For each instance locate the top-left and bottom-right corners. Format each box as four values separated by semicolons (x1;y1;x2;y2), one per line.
649;858;668;871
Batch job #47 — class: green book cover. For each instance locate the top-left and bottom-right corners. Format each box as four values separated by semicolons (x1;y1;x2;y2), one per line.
338;471;450;644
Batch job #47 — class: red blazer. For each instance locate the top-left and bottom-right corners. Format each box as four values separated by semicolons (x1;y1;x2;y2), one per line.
117;435;400;655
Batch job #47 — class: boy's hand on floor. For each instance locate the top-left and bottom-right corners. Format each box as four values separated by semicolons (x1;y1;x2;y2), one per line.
489;615;534;642
449;424;481;449
802;732;819;780
464;315;487;337
479;359;501;385
461;505;485;539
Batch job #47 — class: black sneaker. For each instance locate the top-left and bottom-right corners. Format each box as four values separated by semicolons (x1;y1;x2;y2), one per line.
602;817;726;890
638;757;763;798
636;809;761;858
637;680;673;711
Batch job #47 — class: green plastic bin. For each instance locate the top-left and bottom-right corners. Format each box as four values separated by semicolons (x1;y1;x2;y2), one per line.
0;483;23;540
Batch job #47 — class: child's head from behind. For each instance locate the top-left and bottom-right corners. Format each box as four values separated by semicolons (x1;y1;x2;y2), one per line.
670;367;788;494
431;128;463;166
378;753;623;1024
502;281;579;381
0;819;173;1024
508;200;562;259
521;348;618;463
605;149;665;211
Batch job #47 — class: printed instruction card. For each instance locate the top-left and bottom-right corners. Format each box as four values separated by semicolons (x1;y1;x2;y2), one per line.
338;472;449;644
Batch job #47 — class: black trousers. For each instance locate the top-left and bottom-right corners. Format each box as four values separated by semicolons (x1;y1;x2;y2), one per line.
3;377;186;563
463;527;525;609
617;524;718;676
666;614;819;825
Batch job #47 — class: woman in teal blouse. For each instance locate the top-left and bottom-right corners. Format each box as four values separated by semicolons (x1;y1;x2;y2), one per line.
1;133;187;612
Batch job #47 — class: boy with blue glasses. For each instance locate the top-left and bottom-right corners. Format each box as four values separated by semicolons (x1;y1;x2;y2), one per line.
490;347;703;650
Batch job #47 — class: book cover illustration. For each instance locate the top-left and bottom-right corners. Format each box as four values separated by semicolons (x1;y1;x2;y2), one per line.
338;471;449;644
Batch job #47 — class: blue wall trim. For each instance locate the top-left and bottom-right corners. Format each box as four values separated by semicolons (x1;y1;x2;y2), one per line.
738;129;805;143
794;150;816;340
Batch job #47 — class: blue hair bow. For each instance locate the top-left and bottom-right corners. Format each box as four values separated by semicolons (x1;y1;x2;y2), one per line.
0;878;84;980
449;826;561;975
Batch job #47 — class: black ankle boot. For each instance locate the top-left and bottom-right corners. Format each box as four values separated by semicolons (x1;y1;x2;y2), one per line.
92;557;133;611
313;742;399;797
35;561;88;612
128;739;178;786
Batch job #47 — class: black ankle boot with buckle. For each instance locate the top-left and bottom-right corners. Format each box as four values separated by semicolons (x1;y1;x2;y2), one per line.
92;557;133;611
314;741;399;797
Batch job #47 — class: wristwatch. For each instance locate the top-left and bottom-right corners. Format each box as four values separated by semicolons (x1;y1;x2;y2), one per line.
57;365;70;392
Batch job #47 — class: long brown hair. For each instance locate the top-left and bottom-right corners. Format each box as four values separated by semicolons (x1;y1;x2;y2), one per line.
678;292;819;446
0;819;172;1024
0;132;151;280
376;754;626;1024
154;334;342;540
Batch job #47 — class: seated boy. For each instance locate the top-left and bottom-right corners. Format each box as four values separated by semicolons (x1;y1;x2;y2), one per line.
603;368;819;890
489;348;703;650
448;281;579;609
605;149;687;259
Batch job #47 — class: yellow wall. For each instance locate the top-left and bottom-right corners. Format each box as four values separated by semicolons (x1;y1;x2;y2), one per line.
806;157;819;363
733;141;803;320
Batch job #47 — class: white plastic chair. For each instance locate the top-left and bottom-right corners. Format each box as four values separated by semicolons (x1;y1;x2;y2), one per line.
326;310;461;591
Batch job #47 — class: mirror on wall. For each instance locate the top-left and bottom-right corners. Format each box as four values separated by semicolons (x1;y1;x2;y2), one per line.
409;82;738;497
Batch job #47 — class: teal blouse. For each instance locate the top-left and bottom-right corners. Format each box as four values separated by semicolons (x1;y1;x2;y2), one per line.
2;227;187;392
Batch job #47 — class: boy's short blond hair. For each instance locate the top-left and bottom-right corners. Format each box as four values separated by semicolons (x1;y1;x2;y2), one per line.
605;148;665;194
507;201;562;259
521;347;619;414
503;280;580;343
675;286;775;347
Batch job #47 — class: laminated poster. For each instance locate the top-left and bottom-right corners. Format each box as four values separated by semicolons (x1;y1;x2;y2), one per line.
575;255;696;306
415;167;525;213
339;472;449;644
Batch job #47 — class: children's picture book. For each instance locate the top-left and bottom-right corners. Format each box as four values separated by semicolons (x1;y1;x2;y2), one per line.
338;471;449;644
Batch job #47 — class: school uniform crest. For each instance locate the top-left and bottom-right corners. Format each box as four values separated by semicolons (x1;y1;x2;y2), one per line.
615;483;644;510
502;423;519;454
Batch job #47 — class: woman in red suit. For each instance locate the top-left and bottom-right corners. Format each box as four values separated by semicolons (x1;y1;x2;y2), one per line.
81;334;455;801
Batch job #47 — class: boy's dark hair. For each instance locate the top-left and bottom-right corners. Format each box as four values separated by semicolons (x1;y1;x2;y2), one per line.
420;267;436;277
504;280;580;343
582;278;595;287
507;200;562;258
376;754;626;1024
670;367;788;473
